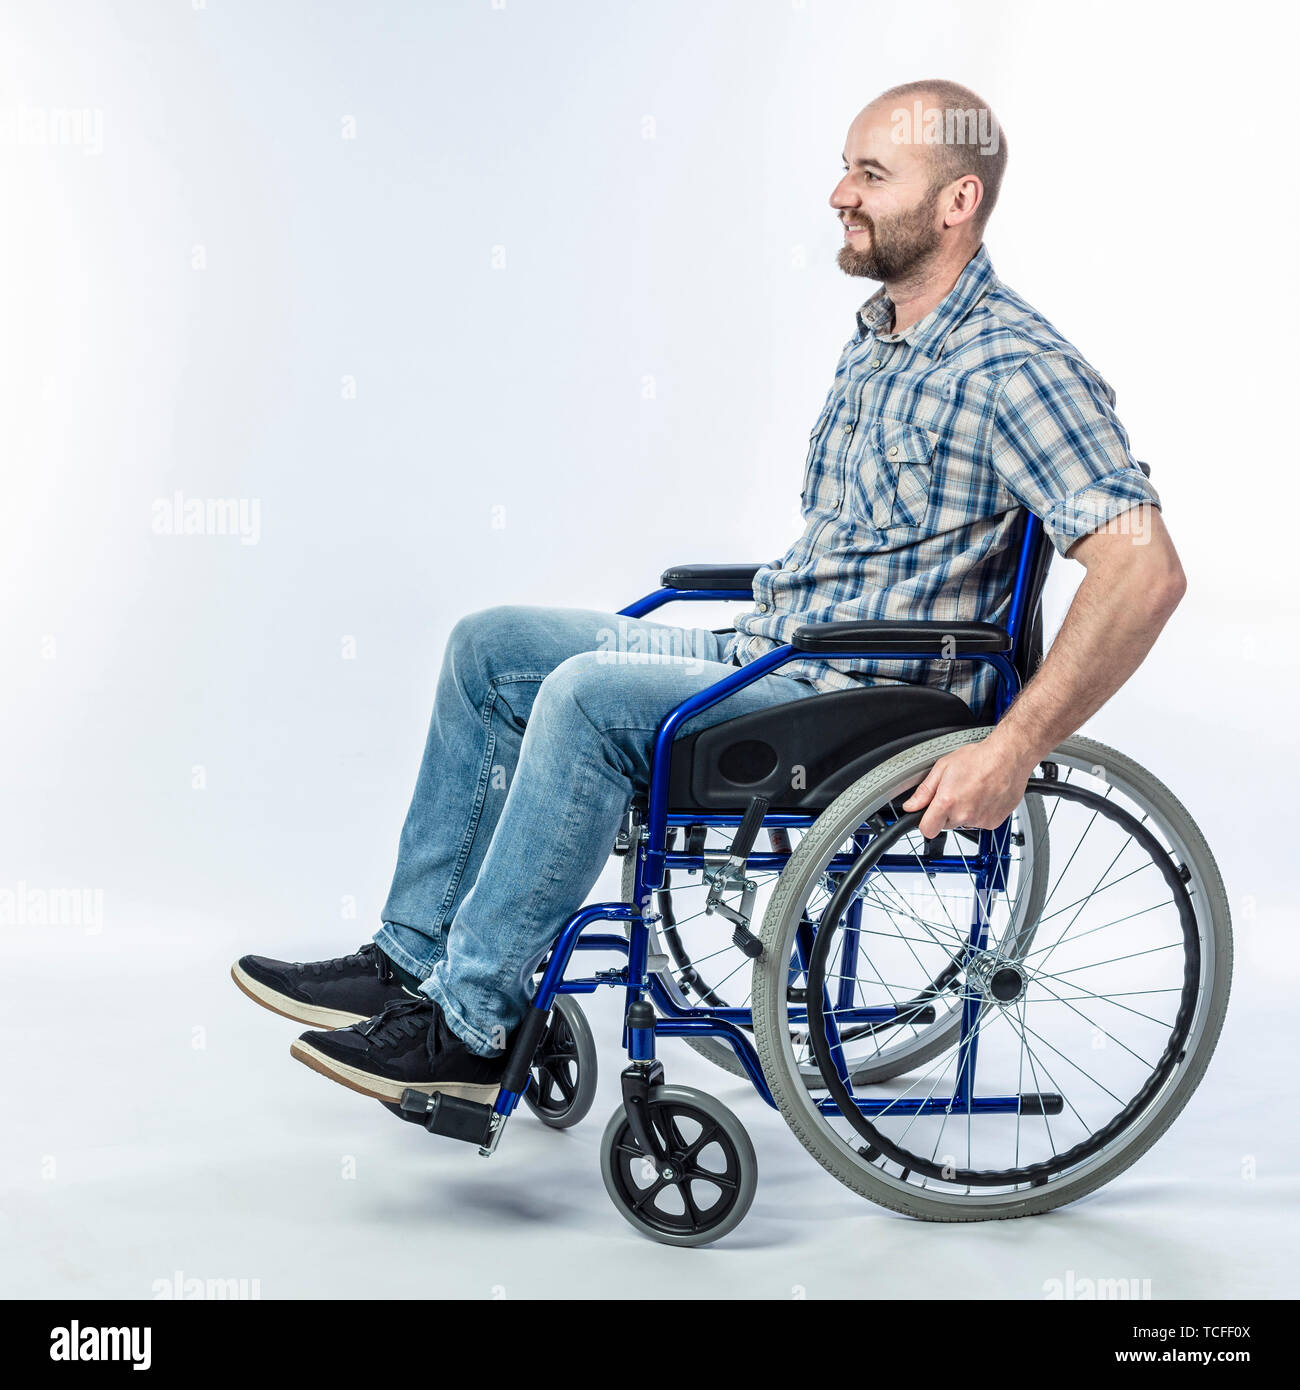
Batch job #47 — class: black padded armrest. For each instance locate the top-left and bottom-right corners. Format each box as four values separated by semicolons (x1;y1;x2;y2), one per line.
791;619;1012;656
660;563;763;592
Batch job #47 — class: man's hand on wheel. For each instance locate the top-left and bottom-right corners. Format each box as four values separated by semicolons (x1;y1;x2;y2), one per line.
901;739;1039;841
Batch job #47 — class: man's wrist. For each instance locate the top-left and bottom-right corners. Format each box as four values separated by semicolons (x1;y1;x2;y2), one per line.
984;721;1047;776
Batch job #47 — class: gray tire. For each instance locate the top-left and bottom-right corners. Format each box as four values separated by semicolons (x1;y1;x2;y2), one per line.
522;994;598;1130
599;1084;758;1246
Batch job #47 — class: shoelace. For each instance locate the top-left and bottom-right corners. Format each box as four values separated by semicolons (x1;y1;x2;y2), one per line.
355;996;432;1046
301;942;390;981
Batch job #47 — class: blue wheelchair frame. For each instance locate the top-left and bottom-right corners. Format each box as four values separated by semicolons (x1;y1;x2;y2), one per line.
481;514;1050;1150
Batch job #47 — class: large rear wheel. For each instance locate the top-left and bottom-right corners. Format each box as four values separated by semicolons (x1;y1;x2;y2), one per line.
752;730;1232;1221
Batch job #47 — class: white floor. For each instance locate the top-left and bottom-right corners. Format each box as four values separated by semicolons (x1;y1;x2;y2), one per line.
2;913;1294;1301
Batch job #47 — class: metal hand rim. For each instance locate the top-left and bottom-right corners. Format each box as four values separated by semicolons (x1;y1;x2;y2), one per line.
804;778;1201;1188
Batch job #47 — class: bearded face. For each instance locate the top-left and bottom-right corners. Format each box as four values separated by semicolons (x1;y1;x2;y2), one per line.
837;180;944;281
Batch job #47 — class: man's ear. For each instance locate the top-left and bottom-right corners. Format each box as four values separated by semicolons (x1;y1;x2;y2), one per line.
943;175;984;229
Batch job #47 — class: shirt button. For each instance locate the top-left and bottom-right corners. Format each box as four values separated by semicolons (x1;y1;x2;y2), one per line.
756;603;769;613
871;358;881;368
888;446;899;458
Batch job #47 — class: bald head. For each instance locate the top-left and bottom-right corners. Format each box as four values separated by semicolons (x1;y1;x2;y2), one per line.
866;79;1008;234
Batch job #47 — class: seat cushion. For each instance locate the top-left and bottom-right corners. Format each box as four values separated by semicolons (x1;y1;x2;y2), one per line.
666;684;979;813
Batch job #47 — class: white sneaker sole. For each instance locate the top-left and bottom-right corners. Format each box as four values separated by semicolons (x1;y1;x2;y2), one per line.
289;1038;501;1105
231;961;415;1030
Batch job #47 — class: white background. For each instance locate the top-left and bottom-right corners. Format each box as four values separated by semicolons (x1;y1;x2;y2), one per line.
2;0;1296;1299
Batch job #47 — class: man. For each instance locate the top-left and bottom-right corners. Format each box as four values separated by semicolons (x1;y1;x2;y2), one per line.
232;79;1186;1106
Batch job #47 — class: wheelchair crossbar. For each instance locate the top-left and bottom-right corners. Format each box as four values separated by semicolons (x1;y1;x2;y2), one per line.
660;851;992;874
816;1095;1052;1118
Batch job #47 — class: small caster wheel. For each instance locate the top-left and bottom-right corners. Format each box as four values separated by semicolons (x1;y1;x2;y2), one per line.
599;1084;757;1246
522;995;597;1129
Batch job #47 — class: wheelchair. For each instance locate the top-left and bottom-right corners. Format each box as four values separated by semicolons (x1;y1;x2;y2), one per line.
391;511;1232;1246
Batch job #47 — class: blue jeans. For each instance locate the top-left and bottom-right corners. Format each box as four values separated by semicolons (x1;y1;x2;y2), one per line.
373;605;821;1055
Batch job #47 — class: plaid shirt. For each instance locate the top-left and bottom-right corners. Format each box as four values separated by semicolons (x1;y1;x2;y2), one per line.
724;244;1161;715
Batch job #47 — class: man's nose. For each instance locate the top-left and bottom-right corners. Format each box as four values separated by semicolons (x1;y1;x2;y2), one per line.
830;174;858;211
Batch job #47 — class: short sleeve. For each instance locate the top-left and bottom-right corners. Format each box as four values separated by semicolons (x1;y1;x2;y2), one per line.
990;352;1161;557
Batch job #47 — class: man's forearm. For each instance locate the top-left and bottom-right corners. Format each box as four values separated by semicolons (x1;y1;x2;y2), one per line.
986;536;1185;771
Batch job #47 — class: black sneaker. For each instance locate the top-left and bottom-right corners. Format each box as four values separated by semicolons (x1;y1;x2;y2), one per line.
290;997;506;1105
231;942;419;1029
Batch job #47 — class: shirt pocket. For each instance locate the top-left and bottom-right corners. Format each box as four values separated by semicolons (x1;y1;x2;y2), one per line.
855;420;940;530
800;396;837;510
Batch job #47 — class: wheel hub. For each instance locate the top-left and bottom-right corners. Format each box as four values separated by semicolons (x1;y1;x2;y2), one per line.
967;951;1028;1006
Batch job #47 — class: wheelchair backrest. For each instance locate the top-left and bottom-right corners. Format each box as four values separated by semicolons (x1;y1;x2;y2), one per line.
1006;510;1056;686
